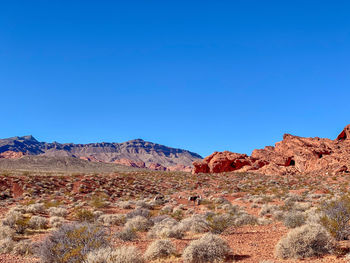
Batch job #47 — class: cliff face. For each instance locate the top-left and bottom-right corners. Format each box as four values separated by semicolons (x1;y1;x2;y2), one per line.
0;136;202;171
193;125;350;176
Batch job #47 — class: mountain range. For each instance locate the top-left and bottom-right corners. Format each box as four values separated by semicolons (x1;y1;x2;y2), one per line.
0;135;202;171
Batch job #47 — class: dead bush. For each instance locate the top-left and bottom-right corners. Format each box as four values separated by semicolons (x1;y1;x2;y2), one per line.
86;246;144;263
115;227;137;242
275;224;334;259
182;233;231;262
283;211;305;228
144;239;176;261
38;222;109;263
48;207;68;217
98;214;125;226
179;215;210;233
29;216;48;230
0;238;15;254
49;216;65;228
124;216;152;232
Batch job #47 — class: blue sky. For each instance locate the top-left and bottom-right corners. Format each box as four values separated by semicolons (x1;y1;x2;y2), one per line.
1;1;350;157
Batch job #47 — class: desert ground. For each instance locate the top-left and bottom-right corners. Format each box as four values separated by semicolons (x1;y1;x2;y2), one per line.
1;168;350;263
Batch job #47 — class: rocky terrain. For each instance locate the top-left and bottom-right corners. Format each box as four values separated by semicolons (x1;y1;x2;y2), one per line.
2;127;350;262
1;168;350;263
0;136;202;172
193;124;350;176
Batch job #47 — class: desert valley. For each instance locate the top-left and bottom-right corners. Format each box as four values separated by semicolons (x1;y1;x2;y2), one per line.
1;125;350;262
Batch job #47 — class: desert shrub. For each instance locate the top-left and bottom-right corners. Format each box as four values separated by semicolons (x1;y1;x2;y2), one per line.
3;212;31;234
13;239;33;256
206;213;234;234
75;209;96;222
226;204;242;215
320;195;350;240
182;233;231;263
293;202;312;212
90;195;107;209
48;207;68;217
124;216;152;231
180;215;211;233
126;208;150;219
98;214;125;226
0;225;15;239
117;201;133;209
272;210;285;221
305;207;323;225
275;224;334;259
286;194;304;202
49;216;65;228
0;238;15;253
2;210;24;228
160;205;173;214
26;203;45;214
136;200;153;209
212;197;231;205
29;216;48;230
234;213;258;226
151;215;171;224
85;247;113;263
159;224;185;239
38;222;109;263
257;217;272;225
171;209;184;221
86;246;144;263
44;200;63;209
259;204;279;217
144;239;176;261
115;227;137;242
148;218;184;239
283;211;305;228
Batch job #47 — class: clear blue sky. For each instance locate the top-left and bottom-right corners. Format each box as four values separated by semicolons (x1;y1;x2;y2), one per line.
1;1;350;157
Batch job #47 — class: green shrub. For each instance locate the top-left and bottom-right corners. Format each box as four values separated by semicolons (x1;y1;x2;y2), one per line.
320;195;350;240
75;209;96;223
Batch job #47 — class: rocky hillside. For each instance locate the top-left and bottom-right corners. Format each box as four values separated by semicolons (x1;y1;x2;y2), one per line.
193;124;350;176
0;136;202;171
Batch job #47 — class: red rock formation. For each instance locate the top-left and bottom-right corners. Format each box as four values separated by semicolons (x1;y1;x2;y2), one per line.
0;151;25;159
148;163;167;171
193;125;350;176
80;155;103;162
113;158;146;168
167;164;192;172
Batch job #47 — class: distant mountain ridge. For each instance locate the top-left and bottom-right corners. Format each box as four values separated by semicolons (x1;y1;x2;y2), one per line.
0;135;202;170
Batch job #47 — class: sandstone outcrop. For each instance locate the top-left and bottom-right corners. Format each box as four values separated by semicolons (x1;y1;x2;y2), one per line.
0;151;25;159
166;164;192;172
113;158;146;168
193;124;350;176
148;163;167;171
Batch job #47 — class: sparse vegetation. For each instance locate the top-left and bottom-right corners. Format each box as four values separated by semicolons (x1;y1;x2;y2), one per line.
38;222;109;263
275;224;334;259
182;233;231;263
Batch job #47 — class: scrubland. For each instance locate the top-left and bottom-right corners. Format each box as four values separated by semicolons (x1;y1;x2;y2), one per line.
1;170;350;262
